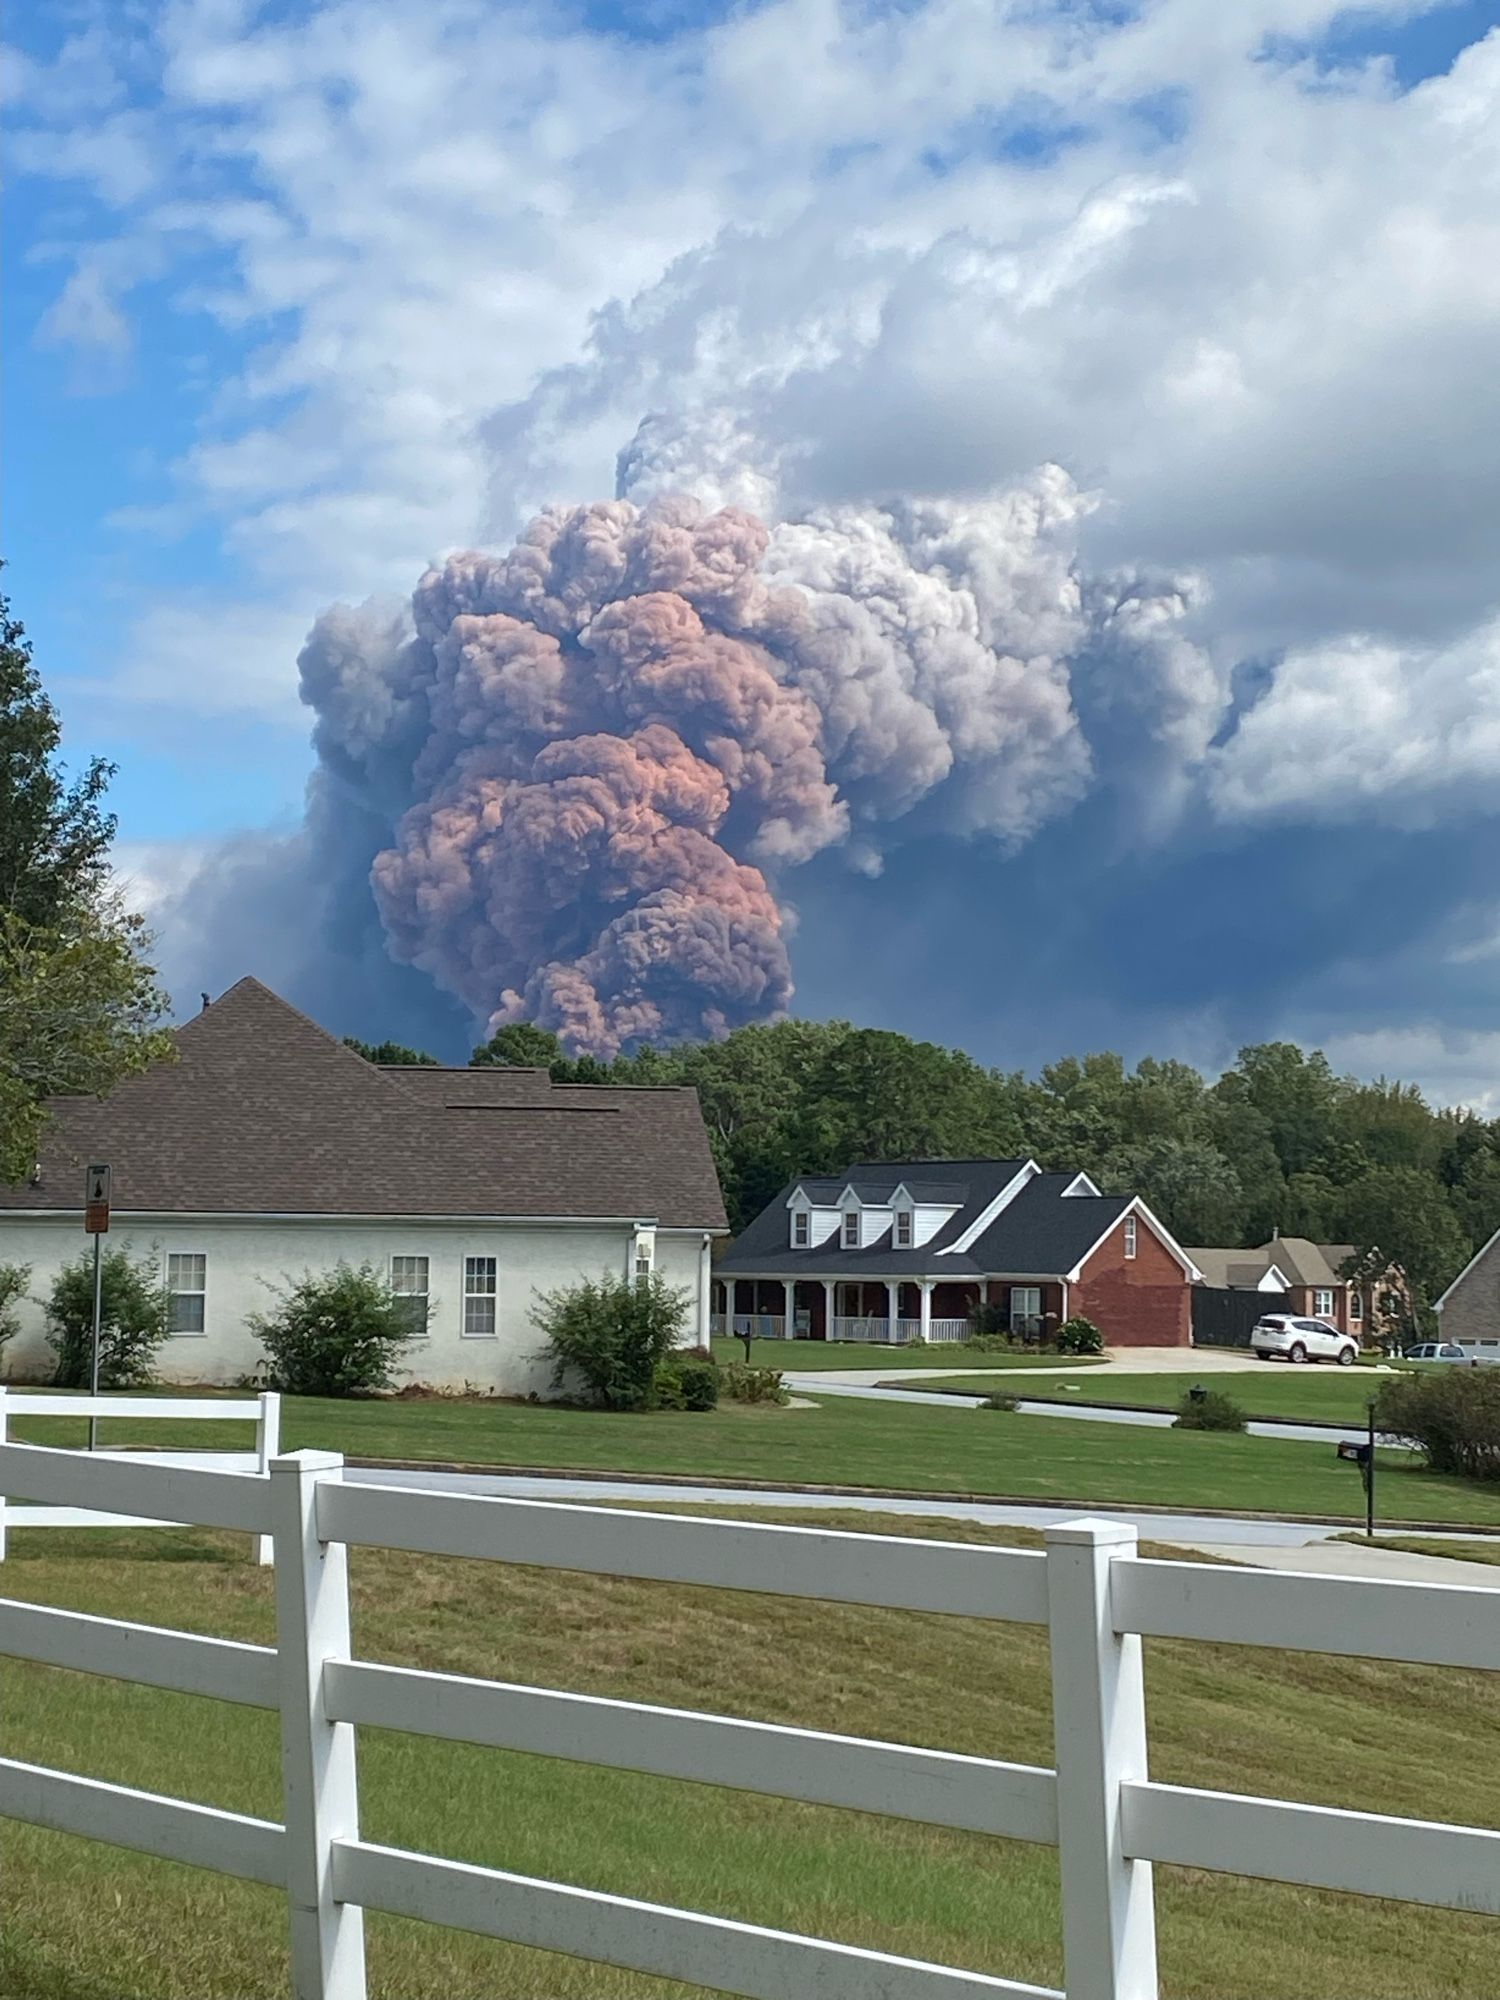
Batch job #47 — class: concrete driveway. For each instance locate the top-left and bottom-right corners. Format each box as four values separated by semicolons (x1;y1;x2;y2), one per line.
807;1346;1394;1387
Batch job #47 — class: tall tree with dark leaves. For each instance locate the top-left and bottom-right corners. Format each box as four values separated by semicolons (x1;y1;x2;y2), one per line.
0;586;172;1184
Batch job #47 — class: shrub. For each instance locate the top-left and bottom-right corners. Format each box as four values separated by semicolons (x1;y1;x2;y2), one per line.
652;1353;720;1411
250;1260;423;1397
0;1262;29;1353
1056;1316;1104;1356
46;1247;168;1388
967;1301;1012;1343
1374;1369;1500;1482
535;1269;691;1410
721;1362;789;1405
964;1329;1016;1354
1173;1387;1247;1432
981;1390;1019;1412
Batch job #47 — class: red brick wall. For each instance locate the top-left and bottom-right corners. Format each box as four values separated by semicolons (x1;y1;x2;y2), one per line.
1288;1284;1347;1331
1073;1212;1191;1348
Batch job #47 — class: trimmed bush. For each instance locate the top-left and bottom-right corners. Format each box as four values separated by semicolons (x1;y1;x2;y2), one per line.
1056;1316;1104;1356
652;1354;720;1411
0;1262;29;1353
46;1247;168;1388
1173;1387;1247;1432
1374;1369;1500;1482
250;1260;423;1397
981;1390;1019;1412
535;1269;691;1411
721;1362;788;1406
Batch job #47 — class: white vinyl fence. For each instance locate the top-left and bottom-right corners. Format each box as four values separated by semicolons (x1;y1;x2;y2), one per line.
0;1438;1497;2000
0;1388;279;1564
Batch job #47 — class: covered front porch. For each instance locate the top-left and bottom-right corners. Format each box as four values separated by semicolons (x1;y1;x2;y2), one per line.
710;1277;1066;1345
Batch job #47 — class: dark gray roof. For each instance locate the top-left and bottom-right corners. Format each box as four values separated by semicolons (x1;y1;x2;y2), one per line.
3;979;725;1228
718;1159;1128;1277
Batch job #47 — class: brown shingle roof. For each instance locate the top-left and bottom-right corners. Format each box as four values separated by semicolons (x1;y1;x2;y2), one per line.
2;978;726;1228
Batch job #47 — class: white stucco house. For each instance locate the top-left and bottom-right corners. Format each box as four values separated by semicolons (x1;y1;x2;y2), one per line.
0;979;727;1393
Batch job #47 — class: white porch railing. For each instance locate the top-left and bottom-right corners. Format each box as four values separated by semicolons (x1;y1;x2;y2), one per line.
730;1314;786;1340
928;1319;971;1343
832;1315;900;1343
0;1440;1497;1999
0;1388;279;1565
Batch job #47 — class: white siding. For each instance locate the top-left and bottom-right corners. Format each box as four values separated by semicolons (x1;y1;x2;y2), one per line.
0;1217;709;1395
911;1205;960;1247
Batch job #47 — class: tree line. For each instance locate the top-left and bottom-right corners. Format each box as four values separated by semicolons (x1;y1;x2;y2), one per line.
343;1020;1500;1312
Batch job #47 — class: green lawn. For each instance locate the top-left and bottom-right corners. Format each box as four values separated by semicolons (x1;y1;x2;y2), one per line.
1336;1534;1500;1566
2;1511;1497;1999
8;1386;1500;1524
918;1367;1399;1425
709;1337;1106;1372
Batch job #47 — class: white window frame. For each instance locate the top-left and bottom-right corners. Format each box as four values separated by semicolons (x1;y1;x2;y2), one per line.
792;1211;811;1248
1313;1288;1336;1319
390;1255;431;1339
894;1209;913;1249
462;1256;497;1339
166;1252;207;1337
842;1210;860;1249
1124;1214;1138;1260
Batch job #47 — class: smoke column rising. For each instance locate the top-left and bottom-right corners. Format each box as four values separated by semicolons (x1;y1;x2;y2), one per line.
293;452;1211;1055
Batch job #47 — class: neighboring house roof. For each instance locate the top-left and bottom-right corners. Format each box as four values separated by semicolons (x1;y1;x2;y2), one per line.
1434;1224;1500;1313
1183;1247;1289;1291
0;978;726;1228
1260;1236;1343;1288
717;1158;1168;1279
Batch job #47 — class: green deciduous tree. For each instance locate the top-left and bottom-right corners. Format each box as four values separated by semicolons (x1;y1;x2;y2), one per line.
343;1038;440;1065
46;1246;168;1387
471;1022;565;1068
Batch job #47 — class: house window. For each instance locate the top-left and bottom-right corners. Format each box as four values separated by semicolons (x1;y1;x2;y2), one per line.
1313;1288;1335;1319
633;1234;654;1284
843;1210;860;1249
1350;1289;1363;1322
463;1257;497;1337
894;1209;913;1248
1124;1215;1137;1260
166;1253;206;1335
793;1211;810;1247
1009;1286;1042;1339
390;1255;430;1336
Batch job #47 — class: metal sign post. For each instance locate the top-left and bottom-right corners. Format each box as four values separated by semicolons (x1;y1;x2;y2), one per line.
84;1165;111;1450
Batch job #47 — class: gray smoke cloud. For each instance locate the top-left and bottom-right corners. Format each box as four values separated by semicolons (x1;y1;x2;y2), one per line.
161;419;1220;1057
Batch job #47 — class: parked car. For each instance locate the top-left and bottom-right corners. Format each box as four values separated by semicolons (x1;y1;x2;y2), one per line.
1403;1342;1477;1365
1251;1314;1358;1365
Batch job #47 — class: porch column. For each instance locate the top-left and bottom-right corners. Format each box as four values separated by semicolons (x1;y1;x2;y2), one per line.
698;1235;713;1348
919;1280;933;1344
823;1278;837;1342
783;1278;796;1342
887;1279;900;1340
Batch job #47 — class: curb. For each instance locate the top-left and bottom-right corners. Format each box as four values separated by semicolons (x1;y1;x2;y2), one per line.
344;1455;1500;1536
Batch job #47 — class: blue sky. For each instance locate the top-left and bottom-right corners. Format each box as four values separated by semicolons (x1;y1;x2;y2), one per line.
6;0;1500;1098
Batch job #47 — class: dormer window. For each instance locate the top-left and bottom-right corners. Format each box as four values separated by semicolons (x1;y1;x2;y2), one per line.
793;1210;810;1248
843;1210;859;1249
894;1209;913;1248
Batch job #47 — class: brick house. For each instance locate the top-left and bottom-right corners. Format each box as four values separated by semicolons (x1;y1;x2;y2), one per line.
714;1158;1201;1348
1434;1226;1500;1354
1185;1235;1403;1340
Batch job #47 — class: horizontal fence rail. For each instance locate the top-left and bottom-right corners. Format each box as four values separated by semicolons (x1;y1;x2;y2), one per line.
0;1389;279;1564
332;1840;1062;2000
320;1482;1053;1623
325;1660;1060;1845
0;1443;1496;2000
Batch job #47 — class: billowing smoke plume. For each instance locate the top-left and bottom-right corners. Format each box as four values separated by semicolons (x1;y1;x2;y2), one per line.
276;426;1217;1057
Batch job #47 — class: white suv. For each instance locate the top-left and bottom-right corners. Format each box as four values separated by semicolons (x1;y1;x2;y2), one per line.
1250;1314;1358;1365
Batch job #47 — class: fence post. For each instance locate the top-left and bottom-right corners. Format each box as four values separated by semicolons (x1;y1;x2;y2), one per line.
255;1393;282;1565
270;1450;365;2000
1044;1518;1157;2000
0;1386;8;1562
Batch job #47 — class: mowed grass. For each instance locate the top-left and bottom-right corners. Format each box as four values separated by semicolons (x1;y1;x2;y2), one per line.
923;1367;1396;1425
9;1387;1500;1523
709;1338;1107;1372
2;1511;1498;2000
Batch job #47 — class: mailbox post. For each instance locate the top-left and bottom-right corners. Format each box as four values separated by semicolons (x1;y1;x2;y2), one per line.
1337;1402;1378;1540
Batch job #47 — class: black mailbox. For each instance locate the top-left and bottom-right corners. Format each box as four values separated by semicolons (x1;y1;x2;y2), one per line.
1337;1440;1372;1465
